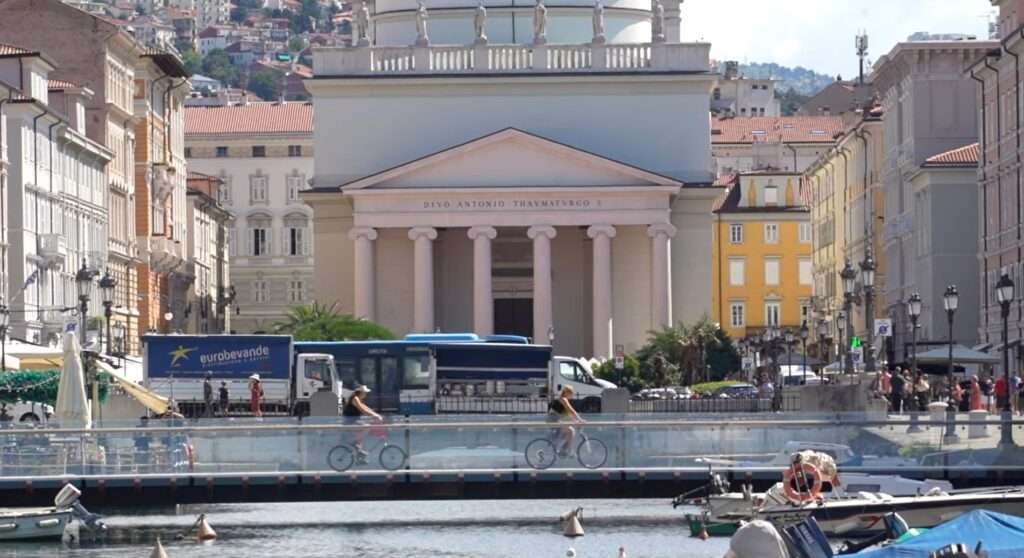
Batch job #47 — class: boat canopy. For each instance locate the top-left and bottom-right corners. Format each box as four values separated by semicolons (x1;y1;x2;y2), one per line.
854;510;1024;558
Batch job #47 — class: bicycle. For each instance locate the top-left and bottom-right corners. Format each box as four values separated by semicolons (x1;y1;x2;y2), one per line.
524;426;608;469
326;423;408;472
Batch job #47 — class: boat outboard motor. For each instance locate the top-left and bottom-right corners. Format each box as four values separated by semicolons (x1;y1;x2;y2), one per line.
53;484;106;533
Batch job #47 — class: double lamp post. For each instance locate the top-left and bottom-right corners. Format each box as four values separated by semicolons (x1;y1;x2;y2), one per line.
74;259;118;356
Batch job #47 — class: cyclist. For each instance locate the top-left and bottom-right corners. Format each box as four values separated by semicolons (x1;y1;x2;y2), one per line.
548;385;584;457
343;385;382;462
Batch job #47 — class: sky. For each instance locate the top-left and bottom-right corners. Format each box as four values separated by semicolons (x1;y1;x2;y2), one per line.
680;0;993;78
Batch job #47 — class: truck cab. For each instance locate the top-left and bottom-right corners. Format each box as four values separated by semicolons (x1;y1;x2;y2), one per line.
292;352;341;414
551;356;614;410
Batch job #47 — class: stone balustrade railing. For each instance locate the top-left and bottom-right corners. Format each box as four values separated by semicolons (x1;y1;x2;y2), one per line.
313;41;710;76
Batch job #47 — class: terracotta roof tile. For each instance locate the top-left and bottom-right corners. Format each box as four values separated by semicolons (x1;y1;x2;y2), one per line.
0;43;36;57
184;102;313;136
711;116;845;144
47;79;79;90
924;143;980;166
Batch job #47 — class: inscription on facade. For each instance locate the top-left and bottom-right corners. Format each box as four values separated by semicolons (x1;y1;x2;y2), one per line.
422;199;600;210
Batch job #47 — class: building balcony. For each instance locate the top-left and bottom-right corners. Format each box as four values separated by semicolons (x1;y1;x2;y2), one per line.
313;41;711;77
37;234;67;269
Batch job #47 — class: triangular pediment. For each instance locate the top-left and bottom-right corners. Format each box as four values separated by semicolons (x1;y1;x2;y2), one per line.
341;128;682;191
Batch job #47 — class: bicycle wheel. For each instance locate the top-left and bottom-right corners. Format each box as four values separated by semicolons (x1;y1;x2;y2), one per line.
379;444;408;471
327;445;356;472
524;438;558;470
576;436;608;469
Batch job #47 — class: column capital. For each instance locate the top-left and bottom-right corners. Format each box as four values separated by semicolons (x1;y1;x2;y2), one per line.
527;225;557;240
408;226;438;241
468;225;497;240
348;227;378;241
647;223;677;239
586;224;616;239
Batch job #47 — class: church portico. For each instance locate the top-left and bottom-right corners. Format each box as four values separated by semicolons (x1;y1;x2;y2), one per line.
307;0;720;358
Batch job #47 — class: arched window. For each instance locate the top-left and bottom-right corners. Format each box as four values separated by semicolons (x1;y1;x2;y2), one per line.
284;213;310;256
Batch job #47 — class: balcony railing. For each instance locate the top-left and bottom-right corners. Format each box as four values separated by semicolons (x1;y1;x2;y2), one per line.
314;41;710;76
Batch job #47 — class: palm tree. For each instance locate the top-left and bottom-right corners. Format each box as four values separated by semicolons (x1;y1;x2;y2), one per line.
688;315;722;384
274;303;395;341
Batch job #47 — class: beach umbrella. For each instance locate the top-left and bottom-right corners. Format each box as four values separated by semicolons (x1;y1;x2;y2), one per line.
55;331;91;428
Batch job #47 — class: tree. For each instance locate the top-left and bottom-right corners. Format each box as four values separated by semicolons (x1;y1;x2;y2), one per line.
633;315;736;386
247;68;283;101
274;303;396;341
230;5;249;23
181;49;202;76
288;36;306;52
594;356;646;393
706;328;741;382
201;49;240;87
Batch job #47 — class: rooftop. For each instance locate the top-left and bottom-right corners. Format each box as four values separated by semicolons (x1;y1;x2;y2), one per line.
712;174;809;214
184;102;313;136
0;43;36;57
711;115;845;144
923;143;980;167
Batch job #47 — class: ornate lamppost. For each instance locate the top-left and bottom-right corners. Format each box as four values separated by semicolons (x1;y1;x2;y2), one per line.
99;270;116;356
784;328;795;389
907;292;923;432
943;284;960;443
75;260;94;341
817;319;828;367
996;273;1016;448
799;321;809;385
841;261;857;374
860;251;877;373
0;302;8;372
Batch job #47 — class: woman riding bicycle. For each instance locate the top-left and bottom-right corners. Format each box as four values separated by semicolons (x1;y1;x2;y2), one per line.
343;385;383;460
548;385;584;457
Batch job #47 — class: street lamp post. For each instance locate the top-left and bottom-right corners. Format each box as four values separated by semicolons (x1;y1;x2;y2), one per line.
860;251;877;373
113;322;126;368
943;284;960;443
996;273;1016;448
841;261;857;374
784;328;795;392
907;292;923;433
800;321;809;385
75;260;93;342
0;303;9;372
99;270;116;356
817;319;828;367
837;311;847;375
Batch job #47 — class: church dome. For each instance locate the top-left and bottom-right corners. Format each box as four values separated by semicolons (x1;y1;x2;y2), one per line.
370;0;664;46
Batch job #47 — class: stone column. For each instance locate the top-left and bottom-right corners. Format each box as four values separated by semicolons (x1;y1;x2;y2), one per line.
528;225;557;345
348;227;378;321
587;225;616;358
468;226;497;336
408;227;438;332
648;223;677;329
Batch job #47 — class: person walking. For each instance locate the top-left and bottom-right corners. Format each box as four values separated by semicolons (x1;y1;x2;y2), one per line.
970;375;984;412
218;381;230;416
995;374;1009;413
890;368;905;414
249;374;264;417
983;375;995;412
913;374;930;412
203;373;214;418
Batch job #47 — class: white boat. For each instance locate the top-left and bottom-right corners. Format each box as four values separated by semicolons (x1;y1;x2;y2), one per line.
0;484;105;542
0;507;72;541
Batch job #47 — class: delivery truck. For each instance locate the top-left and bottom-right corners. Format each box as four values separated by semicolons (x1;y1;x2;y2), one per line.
142;334;340;416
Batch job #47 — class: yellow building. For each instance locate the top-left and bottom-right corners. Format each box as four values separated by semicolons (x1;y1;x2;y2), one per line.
712;171;812;340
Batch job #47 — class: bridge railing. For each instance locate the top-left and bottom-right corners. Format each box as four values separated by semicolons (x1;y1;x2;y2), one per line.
1;413;1022;478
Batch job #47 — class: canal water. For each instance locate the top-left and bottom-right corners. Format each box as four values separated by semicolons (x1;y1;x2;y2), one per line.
0;500;731;558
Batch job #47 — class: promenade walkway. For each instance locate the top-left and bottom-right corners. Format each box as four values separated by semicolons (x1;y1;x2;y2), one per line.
2;413;1023;506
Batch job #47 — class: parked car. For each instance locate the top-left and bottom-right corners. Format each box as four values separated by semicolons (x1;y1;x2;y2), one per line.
712;383;759;399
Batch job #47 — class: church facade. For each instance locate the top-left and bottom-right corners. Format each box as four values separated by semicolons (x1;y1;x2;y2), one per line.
304;0;719;358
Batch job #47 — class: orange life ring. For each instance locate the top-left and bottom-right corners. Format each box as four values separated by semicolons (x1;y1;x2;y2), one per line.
782;462;822;504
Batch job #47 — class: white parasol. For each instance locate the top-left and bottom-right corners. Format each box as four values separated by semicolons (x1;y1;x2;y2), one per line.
54;331;91;428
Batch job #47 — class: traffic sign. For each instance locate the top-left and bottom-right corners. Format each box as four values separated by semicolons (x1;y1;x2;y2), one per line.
850;336;861;349
742;357;754;371
614;344;625;370
874;319;893;337
851;346;863;364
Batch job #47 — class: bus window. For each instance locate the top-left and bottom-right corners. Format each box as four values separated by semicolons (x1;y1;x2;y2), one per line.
358;358;376;387
335;358;357;387
403;356;431;390
380;357;400;398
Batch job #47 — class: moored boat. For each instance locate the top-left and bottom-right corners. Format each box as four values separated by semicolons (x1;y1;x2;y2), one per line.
0;484;105;542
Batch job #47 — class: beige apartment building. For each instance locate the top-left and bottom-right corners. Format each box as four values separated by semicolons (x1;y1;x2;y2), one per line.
134;50;190;335
184;171;233;333
973;0;1024;363
0;0;144;351
804;109;886;361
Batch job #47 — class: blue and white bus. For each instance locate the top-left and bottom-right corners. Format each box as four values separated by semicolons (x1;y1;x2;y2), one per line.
295;334;612;414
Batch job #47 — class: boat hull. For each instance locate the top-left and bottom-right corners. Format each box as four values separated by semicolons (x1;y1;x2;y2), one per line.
685;514;738;537
0;509;72;541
